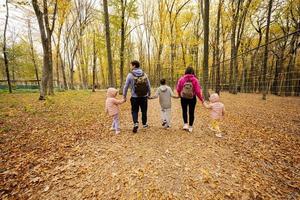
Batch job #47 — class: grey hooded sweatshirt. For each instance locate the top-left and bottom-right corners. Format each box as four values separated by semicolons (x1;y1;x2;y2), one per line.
153;85;177;109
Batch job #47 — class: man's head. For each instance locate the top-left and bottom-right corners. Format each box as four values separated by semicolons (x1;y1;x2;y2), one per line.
160;79;166;85
131;60;140;69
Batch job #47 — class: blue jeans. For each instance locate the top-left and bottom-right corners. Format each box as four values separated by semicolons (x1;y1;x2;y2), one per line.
130;97;148;126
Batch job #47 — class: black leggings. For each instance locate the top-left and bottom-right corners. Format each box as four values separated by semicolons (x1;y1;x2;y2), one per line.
180;96;197;126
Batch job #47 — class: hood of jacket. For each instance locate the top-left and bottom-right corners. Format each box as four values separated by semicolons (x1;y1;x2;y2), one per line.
183;74;196;80
159;85;168;92
107;87;118;98
209;93;220;103
132;68;144;77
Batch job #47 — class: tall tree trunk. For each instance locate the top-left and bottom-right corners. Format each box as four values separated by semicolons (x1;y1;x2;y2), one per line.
202;0;209;99
262;0;273;100
55;25;63;89
3;0;12;93
119;0;126;93
215;0;222;94
32;0;58;100
103;0;114;87
59;51;68;90
28;20;40;88
92;31;96;92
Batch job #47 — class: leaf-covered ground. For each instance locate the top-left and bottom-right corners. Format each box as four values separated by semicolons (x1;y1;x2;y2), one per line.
0;91;299;199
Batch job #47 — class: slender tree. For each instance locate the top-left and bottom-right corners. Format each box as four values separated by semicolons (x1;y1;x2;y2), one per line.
202;0;209;99
262;0;273;100
3;0;12;93
92;30;97;92
215;0;223;94
28;20;40;88
103;0;114;87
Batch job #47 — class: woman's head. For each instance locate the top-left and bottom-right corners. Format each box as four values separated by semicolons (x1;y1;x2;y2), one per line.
209;93;220;103
185;66;195;75
107;87;118;97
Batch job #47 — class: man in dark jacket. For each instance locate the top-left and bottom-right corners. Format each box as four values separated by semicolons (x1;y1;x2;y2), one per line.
123;60;151;133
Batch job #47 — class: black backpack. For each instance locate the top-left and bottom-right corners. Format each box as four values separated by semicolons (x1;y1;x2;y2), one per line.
131;72;148;97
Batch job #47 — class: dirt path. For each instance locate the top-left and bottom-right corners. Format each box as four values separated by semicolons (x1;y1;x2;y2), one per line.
1;91;299;199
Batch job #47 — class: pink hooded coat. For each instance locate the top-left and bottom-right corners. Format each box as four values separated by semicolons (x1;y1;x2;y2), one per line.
176;74;204;102
105;88;125;116
205;93;225;120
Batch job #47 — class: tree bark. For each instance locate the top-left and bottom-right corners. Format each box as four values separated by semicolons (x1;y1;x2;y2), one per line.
202;0;209;99
3;0;12;93
262;0;273;100
215;0;222;95
92;30;96;92
103;0;114;87
28;20;40;88
119;0;126;93
32;0;58;100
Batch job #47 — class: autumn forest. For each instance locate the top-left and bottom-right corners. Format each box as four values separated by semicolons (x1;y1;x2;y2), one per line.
1;0;300;199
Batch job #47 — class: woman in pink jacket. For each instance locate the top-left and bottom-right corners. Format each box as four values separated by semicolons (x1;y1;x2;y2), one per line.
176;67;204;133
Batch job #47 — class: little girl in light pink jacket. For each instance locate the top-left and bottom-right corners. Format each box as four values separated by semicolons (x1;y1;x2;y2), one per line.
105;88;126;134
204;93;225;137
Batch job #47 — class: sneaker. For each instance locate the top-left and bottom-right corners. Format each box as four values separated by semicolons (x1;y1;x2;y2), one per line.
115;130;121;134
133;124;138;133
143;124;149;128
110;127;116;131
215;133;222;138
183;124;189;130
209;125;217;132
162;121;167;127
188;127;193;133
164;124;170;129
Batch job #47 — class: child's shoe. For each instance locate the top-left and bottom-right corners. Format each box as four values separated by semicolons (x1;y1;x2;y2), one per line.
215;132;222;138
183;124;189;130
115;130;121;134
188;127;193;133
208;125;217;132
110;127;116;131
162;121;167;127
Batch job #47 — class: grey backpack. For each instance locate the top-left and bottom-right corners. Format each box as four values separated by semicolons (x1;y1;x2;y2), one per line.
181;81;194;99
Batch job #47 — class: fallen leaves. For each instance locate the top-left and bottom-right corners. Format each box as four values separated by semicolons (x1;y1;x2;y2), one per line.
0;91;299;199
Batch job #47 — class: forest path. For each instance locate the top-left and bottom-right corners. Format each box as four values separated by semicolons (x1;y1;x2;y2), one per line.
1;91;299;199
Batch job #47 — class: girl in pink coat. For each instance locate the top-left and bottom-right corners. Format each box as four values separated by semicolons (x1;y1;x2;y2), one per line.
105;88;126;134
204;93;225;137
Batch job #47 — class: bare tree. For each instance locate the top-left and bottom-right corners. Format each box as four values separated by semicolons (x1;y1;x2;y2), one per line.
103;0;114;87
215;0;223;94
27;20;40;88
202;0;209;99
32;0;58;99
3;0;12;93
262;0;273;100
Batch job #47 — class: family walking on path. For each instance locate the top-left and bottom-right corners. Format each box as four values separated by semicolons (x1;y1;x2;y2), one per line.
105;60;225;137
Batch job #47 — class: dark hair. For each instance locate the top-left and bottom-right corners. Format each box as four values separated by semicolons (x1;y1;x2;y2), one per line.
131;60;140;68
185;66;195;75
160;79;166;85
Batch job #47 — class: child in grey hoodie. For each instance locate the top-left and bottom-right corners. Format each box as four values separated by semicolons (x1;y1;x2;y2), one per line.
150;79;179;128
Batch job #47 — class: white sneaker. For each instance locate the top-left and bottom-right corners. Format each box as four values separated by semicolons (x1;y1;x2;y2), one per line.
215;133;222;138
110;127;116;131
188;127;193;133
183;124;189;130
115;130;121;134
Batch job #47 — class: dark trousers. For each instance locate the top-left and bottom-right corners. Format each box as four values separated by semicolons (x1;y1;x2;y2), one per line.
130;97;148;126
180;96;197;126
